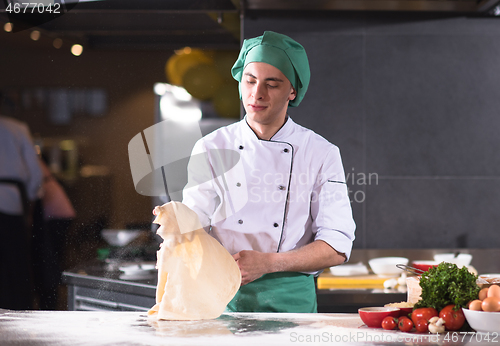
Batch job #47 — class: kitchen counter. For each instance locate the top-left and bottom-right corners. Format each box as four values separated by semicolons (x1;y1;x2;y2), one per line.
62;261;406;313
62;248;500;313
63;260;157;312
0;309;490;346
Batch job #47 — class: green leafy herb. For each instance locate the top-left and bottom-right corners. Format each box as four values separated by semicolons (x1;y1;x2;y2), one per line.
414;262;480;311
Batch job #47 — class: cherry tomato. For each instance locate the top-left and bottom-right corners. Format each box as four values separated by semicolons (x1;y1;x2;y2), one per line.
398;316;414;332
381;316;398;330
411;307;438;326
415;319;429;333
439;304;465;331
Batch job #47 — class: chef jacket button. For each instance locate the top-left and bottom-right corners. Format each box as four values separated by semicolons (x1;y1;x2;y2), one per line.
278;185;286;190
239;145;244;150
236;182;241;187
283;148;289;153
273;223;279;227
238;219;243;224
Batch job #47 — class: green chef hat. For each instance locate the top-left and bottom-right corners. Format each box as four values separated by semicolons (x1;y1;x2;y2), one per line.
231;31;310;107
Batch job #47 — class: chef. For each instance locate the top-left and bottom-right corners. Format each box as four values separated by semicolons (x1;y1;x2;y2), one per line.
182;31;356;313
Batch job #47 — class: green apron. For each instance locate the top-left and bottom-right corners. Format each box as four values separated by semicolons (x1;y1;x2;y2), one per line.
226;272;317;313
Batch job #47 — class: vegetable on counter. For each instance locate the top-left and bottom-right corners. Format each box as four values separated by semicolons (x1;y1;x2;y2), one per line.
397;316;414;332
381;316;398;330
410;307;438;333
428;317;446;334
414;262;480;311
411;307;438;326
415;319;429;333
439;304;465;331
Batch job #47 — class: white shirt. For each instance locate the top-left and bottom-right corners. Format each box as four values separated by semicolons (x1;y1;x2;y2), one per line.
182;116;356;265
0;116;42;215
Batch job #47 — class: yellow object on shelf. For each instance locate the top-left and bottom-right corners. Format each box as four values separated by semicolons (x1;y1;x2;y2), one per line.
317;274;388;289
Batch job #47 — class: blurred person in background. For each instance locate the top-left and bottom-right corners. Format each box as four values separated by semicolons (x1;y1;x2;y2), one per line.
0;91;43;310
32;158;76;310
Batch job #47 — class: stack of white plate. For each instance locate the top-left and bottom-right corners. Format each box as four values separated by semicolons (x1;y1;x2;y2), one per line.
119;263;156;280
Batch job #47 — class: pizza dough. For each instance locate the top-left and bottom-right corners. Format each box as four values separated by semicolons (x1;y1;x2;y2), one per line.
148;201;241;320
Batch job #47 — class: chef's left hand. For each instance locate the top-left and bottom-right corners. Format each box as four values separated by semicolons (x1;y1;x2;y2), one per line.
232;250;272;285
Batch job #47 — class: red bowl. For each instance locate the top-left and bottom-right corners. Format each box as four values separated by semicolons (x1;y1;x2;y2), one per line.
358;307;400;328
412;261;439;273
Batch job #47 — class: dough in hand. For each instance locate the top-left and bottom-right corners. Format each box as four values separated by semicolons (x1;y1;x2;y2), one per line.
148;201;241;320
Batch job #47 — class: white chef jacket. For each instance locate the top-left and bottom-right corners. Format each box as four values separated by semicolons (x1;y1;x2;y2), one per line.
182;116;356;268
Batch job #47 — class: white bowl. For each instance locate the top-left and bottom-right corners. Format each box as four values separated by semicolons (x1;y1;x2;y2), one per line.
368;257;409;277
119;263;155;275
119;262;156;280
101;229;142;247
433;253;472;268
330;263;369;276
463;308;500;333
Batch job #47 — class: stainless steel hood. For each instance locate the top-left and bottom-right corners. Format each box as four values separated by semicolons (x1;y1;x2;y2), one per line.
245;0;500;13
0;0;242;50
1;0;499;52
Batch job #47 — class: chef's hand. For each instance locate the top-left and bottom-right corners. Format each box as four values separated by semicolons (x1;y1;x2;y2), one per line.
232;250;272;285
232;241;346;286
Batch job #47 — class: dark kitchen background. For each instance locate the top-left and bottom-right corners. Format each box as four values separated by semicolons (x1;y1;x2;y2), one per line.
1;0;500;278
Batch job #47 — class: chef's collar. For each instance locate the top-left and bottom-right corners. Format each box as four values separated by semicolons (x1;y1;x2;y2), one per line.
269;116;295;141
242;115;295;142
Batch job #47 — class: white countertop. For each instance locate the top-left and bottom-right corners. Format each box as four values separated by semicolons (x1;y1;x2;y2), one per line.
0;309;483;346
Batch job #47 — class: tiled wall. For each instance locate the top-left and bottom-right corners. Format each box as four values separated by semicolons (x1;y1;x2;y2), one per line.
244;12;500;249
